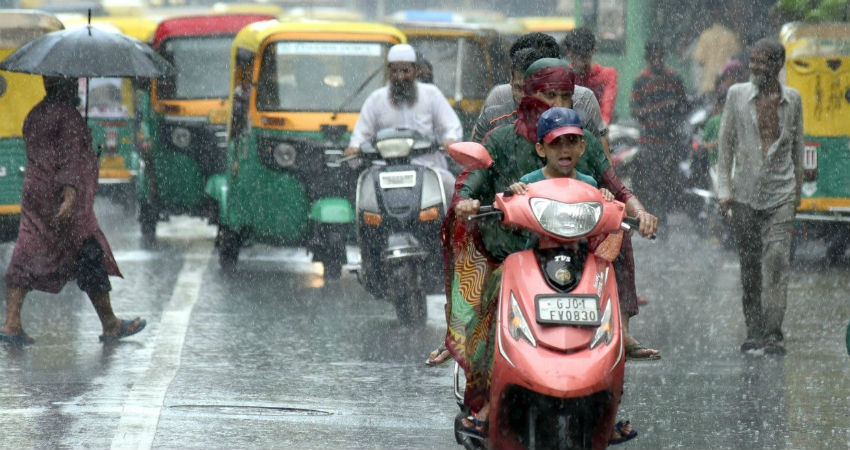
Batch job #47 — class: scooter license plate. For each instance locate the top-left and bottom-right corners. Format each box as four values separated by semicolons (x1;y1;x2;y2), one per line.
535;295;600;325
379;170;417;189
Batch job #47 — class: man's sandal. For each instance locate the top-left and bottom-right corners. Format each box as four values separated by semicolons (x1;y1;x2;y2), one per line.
425;344;453;367
625;343;661;361
458;415;488;440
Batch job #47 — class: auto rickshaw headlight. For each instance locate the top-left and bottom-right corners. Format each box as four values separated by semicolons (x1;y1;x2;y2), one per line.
273;143;297;168
171;127;191;149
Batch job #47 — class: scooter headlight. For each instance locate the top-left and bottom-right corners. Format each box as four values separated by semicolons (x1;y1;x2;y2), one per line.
530;198;602;238
273;143;297;168
376;138;414;159
508;292;536;347
170;126;191;149
589;298;613;349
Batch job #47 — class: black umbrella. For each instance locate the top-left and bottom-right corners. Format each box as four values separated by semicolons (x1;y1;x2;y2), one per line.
0;19;173;121
0;24;172;78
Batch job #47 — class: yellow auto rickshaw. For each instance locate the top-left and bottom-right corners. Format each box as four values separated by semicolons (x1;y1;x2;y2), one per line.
509;16;576;45
780;21;850;262
207;20;406;275
0;10;64;240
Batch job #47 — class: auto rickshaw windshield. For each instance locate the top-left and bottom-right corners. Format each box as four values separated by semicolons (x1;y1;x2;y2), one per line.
80;78;130;118
158;36;234;100
256;40;390;112
406;36;489;101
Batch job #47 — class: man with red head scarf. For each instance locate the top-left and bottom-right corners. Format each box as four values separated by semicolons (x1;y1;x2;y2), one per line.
443;58;657;440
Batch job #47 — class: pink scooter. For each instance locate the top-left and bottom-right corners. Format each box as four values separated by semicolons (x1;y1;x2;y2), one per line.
449;142;642;450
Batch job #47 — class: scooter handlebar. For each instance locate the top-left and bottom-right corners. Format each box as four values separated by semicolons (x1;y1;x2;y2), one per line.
466;204;503;221
621;216;657;240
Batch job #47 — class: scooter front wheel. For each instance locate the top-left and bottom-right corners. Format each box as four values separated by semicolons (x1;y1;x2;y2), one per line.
389;261;427;326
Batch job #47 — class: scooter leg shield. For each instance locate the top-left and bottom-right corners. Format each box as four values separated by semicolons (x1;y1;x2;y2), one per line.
488;253;626;449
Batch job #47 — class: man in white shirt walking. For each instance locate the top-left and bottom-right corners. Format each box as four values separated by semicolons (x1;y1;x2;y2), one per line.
717;38;804;356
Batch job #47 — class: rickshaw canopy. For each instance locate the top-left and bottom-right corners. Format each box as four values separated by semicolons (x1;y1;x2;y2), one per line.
210;2;284;17
0;10;64;139
92;16;160;43
153;14;278;49
780;21;850;138
0;10;65;47
780;22;850;59
232;20;407;54
282;7;365;22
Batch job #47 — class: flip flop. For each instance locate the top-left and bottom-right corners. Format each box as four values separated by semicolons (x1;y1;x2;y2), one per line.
425;345;453;367
625;343;661;361
99;318;146;343
458;415;488;440
0;331;35;346
610;420;638;445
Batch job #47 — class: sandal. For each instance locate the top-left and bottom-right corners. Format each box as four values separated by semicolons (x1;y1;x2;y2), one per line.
610;420;638;445
625;343;661;361
99;318;147;343
425;344;453;367
458;415;488;440
0;330;35;346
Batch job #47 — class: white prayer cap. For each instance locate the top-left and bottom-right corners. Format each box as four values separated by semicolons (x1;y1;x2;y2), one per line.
387;44;416;63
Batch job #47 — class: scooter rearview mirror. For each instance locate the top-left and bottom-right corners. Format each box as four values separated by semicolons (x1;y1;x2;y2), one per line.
448;142;494;170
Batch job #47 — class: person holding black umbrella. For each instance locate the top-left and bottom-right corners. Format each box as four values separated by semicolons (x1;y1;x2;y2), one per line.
0;75;145;345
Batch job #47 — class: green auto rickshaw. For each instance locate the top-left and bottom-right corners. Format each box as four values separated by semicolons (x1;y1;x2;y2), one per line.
140;13;276;241
206;20;406;277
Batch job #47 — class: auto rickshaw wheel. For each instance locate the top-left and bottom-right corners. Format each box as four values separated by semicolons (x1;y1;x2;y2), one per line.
323;259;343;280
139;200;157;241
389;261;427;327
826;239;848;264
121;183;138;218
218;226;241;270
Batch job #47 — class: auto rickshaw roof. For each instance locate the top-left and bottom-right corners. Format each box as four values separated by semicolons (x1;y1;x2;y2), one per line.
232;20;406;52
210;2;284;17
388;10;465;24
282;6;364;22
780;22;850;59
392;20;502;37
509;16;576;32
0;10;64;48
153;14;278;49
90;16;160;42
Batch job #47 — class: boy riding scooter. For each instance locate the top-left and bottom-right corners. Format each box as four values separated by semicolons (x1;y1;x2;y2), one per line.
456;107;637;447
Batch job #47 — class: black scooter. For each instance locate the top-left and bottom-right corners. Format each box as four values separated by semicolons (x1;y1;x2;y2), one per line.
354;128;448;325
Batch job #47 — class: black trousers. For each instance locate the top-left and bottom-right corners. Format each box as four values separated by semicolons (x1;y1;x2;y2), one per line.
75;237;111;293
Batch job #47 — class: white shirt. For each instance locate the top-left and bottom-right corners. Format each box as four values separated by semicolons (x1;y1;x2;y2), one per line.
349;82;463;149
717;82;804;210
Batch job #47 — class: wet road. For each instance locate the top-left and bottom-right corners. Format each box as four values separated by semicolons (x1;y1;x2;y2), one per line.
0;200;847;449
